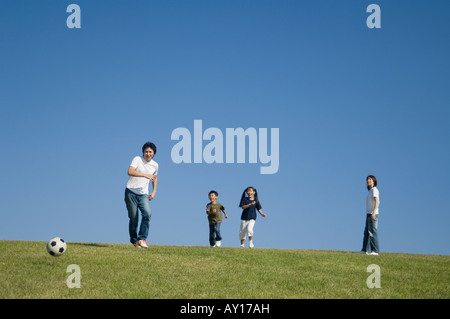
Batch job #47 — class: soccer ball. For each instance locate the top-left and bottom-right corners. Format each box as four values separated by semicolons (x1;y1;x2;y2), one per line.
46;237;67;257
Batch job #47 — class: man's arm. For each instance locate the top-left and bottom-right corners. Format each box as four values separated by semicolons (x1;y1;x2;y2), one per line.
128;166;156;181
149;176;157;200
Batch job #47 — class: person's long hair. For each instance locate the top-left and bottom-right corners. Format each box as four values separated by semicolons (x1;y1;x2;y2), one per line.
240;186;259;206
366;175;377;190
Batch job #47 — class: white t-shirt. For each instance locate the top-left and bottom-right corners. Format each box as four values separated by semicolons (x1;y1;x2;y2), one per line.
126;156;158;195
366;187;380;215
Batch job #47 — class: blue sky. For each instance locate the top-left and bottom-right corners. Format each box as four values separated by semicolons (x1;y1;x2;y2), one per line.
1;0;449;255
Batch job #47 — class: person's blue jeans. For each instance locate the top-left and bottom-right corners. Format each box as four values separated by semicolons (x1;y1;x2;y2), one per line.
362;214;379;253
209;223;222;247
125;188;152;245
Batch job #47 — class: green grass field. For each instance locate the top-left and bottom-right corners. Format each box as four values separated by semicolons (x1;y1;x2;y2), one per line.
0;240;448;299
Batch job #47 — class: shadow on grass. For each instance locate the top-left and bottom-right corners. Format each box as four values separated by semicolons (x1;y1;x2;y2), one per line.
70;242;111;248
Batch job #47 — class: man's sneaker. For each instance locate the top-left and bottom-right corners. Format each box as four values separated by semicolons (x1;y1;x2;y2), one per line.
367;252;379;256
215;241;221;247
138;240;148;248
249;240;254;248
239;244;244;248
134;243;141;248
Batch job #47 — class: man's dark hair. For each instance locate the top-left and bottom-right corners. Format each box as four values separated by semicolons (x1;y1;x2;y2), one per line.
142;142;157;155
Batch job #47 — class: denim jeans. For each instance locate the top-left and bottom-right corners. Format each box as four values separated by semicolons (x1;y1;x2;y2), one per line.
362;214;379;253
209;223;222;247
125;188;152;244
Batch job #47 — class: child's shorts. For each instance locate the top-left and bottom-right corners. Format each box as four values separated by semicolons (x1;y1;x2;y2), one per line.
239;219;255;240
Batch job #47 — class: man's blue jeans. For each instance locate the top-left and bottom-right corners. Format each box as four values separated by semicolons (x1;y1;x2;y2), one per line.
209;223;222;247
125;188;152;245
362;214;379;253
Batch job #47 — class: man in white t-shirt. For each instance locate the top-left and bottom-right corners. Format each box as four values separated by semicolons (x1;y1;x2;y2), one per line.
125;142;158;248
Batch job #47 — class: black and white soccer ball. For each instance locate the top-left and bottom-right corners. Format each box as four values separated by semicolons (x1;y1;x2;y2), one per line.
46;237;67;257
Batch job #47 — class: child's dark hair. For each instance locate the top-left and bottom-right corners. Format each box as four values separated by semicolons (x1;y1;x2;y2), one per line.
240;186;259;206
209;190;218;196
142;142;157;155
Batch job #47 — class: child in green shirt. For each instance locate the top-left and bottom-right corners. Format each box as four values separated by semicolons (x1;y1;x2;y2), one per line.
206;190;228;247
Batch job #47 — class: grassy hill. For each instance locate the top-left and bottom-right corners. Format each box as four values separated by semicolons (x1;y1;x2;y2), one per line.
0;240;448;299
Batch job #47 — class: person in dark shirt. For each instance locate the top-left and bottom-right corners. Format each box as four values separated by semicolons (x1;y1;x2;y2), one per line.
239;186;266;248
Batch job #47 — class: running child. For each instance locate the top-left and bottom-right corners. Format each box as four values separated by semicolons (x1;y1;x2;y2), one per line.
206;190;228;247
239;186;266;248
